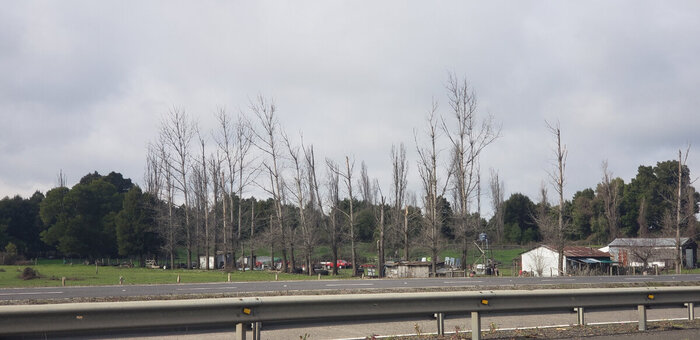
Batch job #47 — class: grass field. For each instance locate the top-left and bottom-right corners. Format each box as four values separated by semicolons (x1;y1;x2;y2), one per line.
0;264;356;288
0;243;529;288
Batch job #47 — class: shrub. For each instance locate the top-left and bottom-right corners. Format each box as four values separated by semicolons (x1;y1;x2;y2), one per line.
19;267;40;280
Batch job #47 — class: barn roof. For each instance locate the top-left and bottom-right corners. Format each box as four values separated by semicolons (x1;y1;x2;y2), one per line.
523;245;611;258
609;238;693;248
561;246;611;258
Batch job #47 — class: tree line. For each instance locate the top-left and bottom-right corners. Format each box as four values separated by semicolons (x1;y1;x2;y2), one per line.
1;75;697;276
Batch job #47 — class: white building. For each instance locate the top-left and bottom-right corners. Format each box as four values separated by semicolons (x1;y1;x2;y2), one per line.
521;245;612;277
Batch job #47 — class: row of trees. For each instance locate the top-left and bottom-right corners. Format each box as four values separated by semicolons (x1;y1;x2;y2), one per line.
2;74;697;275
500;159;699;246
2;153;695;271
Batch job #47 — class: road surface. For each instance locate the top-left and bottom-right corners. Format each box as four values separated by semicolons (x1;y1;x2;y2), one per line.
2;274;700;301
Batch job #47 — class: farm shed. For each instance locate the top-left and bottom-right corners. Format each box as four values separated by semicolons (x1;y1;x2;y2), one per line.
608;238;697;269
521;245;612;277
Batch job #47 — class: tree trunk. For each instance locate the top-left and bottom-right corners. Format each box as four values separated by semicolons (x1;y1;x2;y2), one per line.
676;150;682;274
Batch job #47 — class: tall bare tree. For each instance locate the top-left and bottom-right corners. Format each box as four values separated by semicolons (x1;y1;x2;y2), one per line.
374;180;387;277
391;143;409;260
489;169;505;243
325;159;343;276
328;156;358;276
545;121;567;275
599;160;620;241
250;96;289;272
215;109;235;269
208;152;224;269
358;161;373;204
236;115;256;269
674;146;692;273
194;133;210;269
160;108;196;269
153;138;178;269
415;101;451;276
284;133;315;275
442;73;500;271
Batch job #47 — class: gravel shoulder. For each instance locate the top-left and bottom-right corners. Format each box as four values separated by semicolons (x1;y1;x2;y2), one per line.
400;319;700;339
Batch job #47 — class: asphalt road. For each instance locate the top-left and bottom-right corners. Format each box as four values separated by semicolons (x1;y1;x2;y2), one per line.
2;274;700;301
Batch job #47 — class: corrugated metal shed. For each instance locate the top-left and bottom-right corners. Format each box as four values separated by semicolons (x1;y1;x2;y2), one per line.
609;238;691;248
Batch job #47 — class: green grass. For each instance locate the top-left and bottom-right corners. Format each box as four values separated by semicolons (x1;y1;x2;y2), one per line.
0;243;528;288
0;264;354;288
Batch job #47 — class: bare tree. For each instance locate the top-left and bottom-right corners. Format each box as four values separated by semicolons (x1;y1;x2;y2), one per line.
214;109;235;269
154;138;178;269
489;169;505;243
622;239;661;270
328;156;358;276
599;160;621;241
545;121;567;275
144;145;162;197
236;115;256;269
374;180;387;277
391;143;409;260
674;146;692;273
194;133;210;269
190;157;204;268
248;198;257;270
442;74;500;270
160;108;196;269
415;101;451;276
358;161;374;204
325;159;343;276
208;152;223;269
284;133;315;275
250;96;289;273
56;169;68;188
528;248;549;277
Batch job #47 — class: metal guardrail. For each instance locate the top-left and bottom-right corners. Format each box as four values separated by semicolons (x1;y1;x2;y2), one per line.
1;286;699;340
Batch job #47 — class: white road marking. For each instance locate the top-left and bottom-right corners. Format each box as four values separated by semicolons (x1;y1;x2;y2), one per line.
443;281;482;284
325;283;374;287
0;291;63;296
176;287;236;291
541;279;575;282
624;278;649;280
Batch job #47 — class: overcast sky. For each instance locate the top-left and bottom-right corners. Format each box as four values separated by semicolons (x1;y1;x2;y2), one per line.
2;1;699;217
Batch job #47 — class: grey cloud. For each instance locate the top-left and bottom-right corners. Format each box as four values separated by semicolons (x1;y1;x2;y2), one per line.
1;1;699;217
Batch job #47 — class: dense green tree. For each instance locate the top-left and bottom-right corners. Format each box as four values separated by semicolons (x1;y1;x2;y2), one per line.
570;189;595;240
0;192;45;257
502;193;538;244
355;208;376;243
40;172;129;258
116;187;161;266
437;196;454;240
618;161;699;237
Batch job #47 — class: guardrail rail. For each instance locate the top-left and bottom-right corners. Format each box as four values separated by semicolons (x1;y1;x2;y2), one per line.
1;286;699;340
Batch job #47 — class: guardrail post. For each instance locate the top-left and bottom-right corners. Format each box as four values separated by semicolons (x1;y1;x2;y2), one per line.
436;313;445;336
471;311;481;340
637;305;646;331
687;302;695;320
252;322;261;340
576;307;585;325
236;322;246;340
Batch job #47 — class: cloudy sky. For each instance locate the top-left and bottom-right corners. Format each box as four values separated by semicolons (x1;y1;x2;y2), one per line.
2;1;699;217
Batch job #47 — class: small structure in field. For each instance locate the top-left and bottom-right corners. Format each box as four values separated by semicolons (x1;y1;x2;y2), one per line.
385;261;431;278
